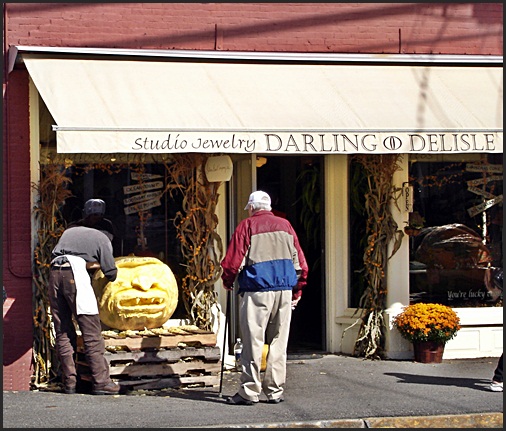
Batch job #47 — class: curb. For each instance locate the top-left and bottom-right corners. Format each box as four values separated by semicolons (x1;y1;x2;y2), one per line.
365;412;503;429
205;419;365;428
210;412;503;428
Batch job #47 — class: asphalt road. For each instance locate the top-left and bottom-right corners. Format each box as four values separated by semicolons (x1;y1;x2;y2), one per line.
3;354;503;428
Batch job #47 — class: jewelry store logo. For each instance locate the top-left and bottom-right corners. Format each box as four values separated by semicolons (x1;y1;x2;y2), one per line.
383;136;402;151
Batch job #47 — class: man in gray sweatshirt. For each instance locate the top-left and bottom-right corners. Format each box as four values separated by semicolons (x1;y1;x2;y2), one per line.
49;225;119;395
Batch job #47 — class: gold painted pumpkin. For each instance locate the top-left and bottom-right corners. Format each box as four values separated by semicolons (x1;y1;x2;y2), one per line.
92;256;178;330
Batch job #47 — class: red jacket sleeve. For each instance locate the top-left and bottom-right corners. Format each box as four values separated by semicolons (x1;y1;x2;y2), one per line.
220;221;251;289
290;224;308;298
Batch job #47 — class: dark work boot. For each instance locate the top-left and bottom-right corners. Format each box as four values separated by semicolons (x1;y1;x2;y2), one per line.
64;385;76;394
92;381;120;395
59;354;77;394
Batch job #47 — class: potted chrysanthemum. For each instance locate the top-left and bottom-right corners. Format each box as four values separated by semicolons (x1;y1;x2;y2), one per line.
393;303;461;363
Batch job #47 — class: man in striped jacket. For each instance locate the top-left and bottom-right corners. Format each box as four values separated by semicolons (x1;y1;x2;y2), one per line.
221;190;308;406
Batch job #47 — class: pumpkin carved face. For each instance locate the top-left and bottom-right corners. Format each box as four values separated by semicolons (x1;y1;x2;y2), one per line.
92;256;178;330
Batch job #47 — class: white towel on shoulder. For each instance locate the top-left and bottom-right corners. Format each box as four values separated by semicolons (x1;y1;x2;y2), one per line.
64;255;99;315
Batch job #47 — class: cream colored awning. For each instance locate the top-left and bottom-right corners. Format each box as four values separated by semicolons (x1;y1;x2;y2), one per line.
22;54;503;154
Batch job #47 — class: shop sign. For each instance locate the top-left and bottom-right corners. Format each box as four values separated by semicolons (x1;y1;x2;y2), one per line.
131;172;163;181
204;155;233;182
123;131;501;155
124;197;162;215
402;185;414;212
123;181;163;195
56;130;502;155
123;191;162;206
465;163;503;173
467;175;502;186
467;194;503;218
464;162;503;217
467;186;497;200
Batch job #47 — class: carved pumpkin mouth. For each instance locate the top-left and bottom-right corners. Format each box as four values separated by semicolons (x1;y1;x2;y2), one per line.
120;297;165;307
114;295;168;315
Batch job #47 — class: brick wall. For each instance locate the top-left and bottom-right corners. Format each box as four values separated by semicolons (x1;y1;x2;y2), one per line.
3;69;34;390
4;3;503;55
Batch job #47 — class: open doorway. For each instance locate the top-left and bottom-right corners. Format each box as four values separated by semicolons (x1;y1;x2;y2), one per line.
256;155;325;352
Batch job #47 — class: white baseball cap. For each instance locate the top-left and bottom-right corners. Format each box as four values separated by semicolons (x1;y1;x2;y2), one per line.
244;191;271;210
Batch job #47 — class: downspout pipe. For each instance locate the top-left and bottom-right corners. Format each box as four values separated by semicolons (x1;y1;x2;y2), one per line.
3;4;33;279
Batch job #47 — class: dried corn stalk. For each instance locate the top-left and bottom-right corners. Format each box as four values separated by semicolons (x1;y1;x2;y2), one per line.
351;154;404;359
164;154;224;331
31;163;72;387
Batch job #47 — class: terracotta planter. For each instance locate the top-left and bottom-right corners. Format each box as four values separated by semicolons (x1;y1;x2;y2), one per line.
413;341;445;363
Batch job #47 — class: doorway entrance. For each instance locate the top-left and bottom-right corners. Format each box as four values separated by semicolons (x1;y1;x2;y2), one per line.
256;155;325;352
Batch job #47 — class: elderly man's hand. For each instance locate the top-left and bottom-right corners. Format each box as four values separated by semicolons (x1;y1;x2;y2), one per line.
291;296;301;310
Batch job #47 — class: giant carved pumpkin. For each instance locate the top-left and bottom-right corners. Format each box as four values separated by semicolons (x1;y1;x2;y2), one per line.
414;223;491;269
92;256;179;330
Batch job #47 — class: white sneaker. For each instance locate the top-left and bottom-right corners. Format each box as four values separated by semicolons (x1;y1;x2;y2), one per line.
489;381;503;392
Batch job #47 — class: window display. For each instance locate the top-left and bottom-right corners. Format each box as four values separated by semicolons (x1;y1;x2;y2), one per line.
408;154;503;307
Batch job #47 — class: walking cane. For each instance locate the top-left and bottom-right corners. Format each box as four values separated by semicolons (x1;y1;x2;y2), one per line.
218;289;231;397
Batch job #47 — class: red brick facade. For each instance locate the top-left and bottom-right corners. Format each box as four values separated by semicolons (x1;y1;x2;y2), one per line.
2;3;503;390
4;3;502;54
3;69;34;390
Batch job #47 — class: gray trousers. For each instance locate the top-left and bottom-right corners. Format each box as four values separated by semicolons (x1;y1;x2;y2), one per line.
48;266;111;389
237;290;292;402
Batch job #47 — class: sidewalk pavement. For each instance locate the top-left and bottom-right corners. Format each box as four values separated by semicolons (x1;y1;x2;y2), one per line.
3;354;503;429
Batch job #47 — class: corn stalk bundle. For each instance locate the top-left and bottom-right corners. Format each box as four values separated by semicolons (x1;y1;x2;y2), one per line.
164;154;224;331
351;154;403;359
31;163;72;387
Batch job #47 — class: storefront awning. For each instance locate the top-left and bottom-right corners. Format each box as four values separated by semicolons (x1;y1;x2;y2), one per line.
22;53;503;155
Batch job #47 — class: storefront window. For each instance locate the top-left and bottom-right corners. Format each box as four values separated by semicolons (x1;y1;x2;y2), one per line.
39;152;188;318
349;154;503;309
348;159;369;308
408;154;503;308
61;162;182;259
